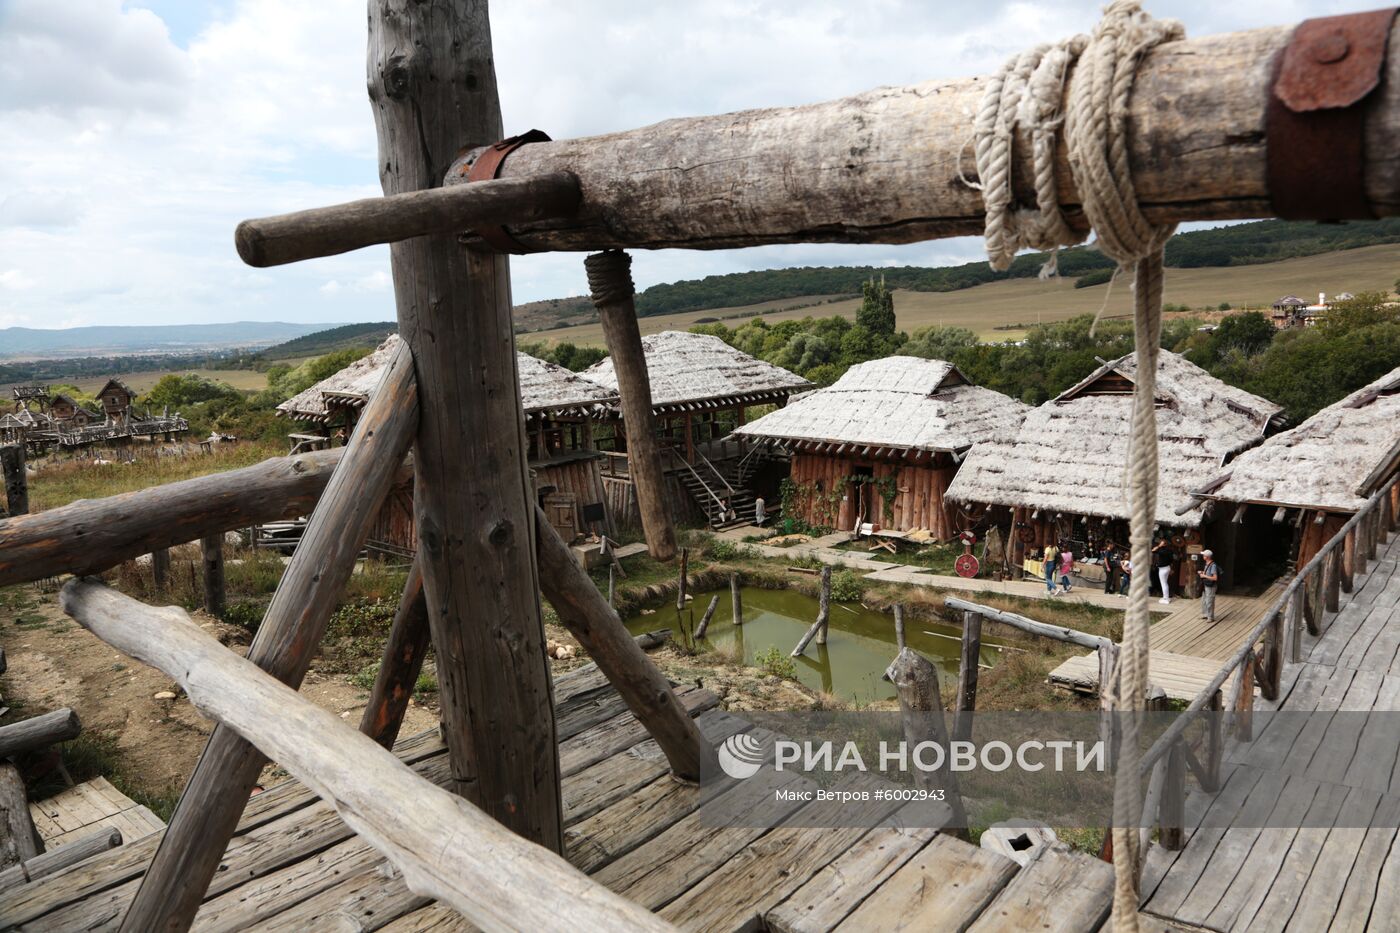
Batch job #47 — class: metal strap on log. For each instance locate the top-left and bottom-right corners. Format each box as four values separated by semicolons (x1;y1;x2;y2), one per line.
59;580;675;933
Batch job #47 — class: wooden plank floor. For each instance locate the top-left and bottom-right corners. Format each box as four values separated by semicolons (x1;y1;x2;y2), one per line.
1049;649;1226;701
0;662;1118;931
1141;533;1400;931
28;777;165;849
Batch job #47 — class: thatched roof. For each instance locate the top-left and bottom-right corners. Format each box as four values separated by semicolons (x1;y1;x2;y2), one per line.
1197;366;1400;512
581;331;811;412
945;350;1282;526
277;335;618;422
732;356;1028;455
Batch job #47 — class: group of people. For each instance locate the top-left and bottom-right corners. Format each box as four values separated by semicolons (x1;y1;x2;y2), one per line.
1043;536;1220;623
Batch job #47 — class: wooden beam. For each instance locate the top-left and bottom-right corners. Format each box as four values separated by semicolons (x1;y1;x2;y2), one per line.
0;447;377;589
0;827;120;894
59;580;674;933
0;708;81;759
943;597;1109;650
235;173;581;267
116;338;419;933
587;251;677;561
359;557;431;750
370;0;563;851
448;19;1400;250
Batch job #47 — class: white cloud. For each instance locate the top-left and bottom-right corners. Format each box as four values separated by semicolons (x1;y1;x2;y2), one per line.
0;0;1359;329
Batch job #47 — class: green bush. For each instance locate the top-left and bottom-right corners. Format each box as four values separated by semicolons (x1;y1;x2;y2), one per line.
755;645;797;680
830;569;864;602
704;537;753;561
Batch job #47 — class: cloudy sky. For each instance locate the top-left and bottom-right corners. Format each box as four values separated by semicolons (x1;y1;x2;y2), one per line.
0;0;1354;330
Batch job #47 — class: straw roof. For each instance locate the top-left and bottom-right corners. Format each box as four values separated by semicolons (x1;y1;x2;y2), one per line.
1198;366;1400;512
277;335;618;422
732;356;1028;454
945;350;1282;526
581;331;811;411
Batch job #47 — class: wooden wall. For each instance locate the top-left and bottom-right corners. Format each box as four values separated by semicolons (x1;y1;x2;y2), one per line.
1296;510;1350;569
787;453;957;539
602;472;703;532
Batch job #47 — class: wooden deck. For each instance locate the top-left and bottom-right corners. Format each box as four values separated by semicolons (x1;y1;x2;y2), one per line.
1;664;1122;931
1141;533;1400;930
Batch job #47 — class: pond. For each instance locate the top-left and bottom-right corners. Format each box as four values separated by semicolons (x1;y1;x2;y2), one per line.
621;585;1005;705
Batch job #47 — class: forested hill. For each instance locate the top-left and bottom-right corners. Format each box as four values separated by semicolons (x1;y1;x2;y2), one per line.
632;218;1400;317
258;322;397;360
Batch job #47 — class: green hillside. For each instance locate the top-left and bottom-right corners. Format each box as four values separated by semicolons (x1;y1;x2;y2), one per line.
259;322;397;360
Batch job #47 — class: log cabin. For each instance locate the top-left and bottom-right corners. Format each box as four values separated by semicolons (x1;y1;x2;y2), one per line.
93;379;137;424
732;356;1028;539
278;335;621;550
1189;365;1400;574
946;350;1283;590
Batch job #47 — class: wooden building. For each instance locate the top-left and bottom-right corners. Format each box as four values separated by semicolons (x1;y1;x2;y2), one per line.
1192;365;1400;571
278;335;620;551
94;379;137;423
946;350;1283;588
733;356;1028;538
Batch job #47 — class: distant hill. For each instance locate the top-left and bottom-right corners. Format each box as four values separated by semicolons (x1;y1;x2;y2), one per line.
0;321;338;360
259;322;398;360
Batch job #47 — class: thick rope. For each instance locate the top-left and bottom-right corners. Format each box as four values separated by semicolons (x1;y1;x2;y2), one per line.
584;249;635;307
971;4;1182;928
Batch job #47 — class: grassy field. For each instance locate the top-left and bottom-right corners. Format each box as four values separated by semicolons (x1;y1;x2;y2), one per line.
529;242;1400;346
0;368;272;399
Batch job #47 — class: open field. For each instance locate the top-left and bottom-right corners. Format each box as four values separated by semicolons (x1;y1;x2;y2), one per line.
1;368;271;399
528;243;1400;347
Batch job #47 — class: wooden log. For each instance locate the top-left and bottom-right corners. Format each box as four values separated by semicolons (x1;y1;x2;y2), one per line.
200;534;225;617
446;19;1400;252
1368;508;1381;560
1355;524;1369;576
943;597;1109;650
1138;755;1167;870
607;564;616;607
0;447;378;589
0;827;121;893
370;0;562;852
535;507;709;782
893;604;906;650
1099;641;1120;767
235;173;581;267
116;339;419;933
359;558;431;750
1341;529;1355;593
58;580;673;933
587;251;677;561
1159;741;1186;851
1228;650;1255;743
0;763;41;871
0;708;81;759
676;547;688;611
1201;690;1223;793
150;549;170;589
731;572;743;626
1288;586;1304;665
694;595;720;640
0;445;27;517
790;566;832;658
953;610;981;745
634;629;673;650
1260;610;1284;702
1324;547;1341;614
883;645;968;834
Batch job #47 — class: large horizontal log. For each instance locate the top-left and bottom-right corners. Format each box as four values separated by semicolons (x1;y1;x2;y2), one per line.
944;597;1110;650
0;827;121;893
235;172;581;267
59;580;674;933
0;709;81;759
445;21;1400;251
0;448;411;589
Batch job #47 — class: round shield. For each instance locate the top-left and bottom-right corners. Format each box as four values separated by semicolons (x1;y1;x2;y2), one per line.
955;553;980;578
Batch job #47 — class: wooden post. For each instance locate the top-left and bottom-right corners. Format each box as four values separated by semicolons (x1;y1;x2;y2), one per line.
1160;741;1186;851
1342;529;1355;593
607;564;616;607
200;533;225;618
1367;509;1380;560
1260;609;1284;701
791;565;831;657
0;763;41;871
116;340;419;932
1324;548;1341;614
1288;587;1304;664
884;643;968;834
731;572;743;626
0;445;27;517
585;250;677;561
1355;523;1369;577
695;595;720;640
1229;651;1255;742
676;547;688;611
683;411;694;465
370;0;562;852
1302;567;1320;636
954;610;982;745
151;549;170;589
1202;689;1223;793
360;558;431;749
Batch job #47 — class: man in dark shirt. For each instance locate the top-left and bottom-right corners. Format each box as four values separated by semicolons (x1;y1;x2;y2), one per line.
1101;543;1121;595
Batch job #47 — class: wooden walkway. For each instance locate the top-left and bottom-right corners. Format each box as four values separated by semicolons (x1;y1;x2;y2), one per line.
28;778;164;850
1141;533;1400;930
1;664;1125;931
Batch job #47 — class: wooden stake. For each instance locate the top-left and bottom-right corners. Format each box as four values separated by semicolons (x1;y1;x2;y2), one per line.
790;565;832;658
695;595;720;640
0;445;27;517
116;339;419;933
883;643;968;834
369;0;562;850
607;564;616;607
0;763;41;871
1160;741;1186;851
200;533;224;617
151;549;169;589
586;251;677;561
676;547;689;611
954;611;982;745
731;572;743;626
360;557;431;749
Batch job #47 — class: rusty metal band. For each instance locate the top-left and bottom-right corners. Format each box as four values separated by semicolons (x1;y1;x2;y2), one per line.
1266;7;1398;221
460;129;551;252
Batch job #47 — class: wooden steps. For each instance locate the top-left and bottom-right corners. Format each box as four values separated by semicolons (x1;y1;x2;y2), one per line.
28;778;163;850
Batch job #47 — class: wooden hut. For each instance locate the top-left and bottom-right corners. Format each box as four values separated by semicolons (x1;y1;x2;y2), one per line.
278;335;620;551
1192;366;1400;572
946;350;1283;589
47;394;101;428
93;379;137;423
733;356;1028;538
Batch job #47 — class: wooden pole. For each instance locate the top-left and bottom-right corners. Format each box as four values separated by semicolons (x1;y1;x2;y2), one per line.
0;445;27;517
1324;548;1341;614
116;340;419;933
446;18;1400;251
607;563;616;607
954;610;982;745
0;447;374;589
730;572;743;626
676;547;689;611
235;173;581;267
1201;690;1224;793
1159;741;1186;851
0;763;41;870
200;533;225;617
59;581;674;933
790;565;831;658
0;827;121;893
883;643;968;834
1342;528;1355;593
151;549;170;589
0;708;81;759
694;595;720;640
369;0;562;851
360;558;431;749
586;251;676;561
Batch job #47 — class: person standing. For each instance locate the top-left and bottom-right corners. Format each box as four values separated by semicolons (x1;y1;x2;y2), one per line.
754;495;767;527
1153;538;1175;605
1121;555;1133;594
1102;543;1120;595
1043;541;1059;595
1059;543;1074;594
1198;549;1219;623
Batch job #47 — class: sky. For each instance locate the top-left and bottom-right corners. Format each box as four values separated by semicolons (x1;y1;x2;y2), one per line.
0;0;1358;330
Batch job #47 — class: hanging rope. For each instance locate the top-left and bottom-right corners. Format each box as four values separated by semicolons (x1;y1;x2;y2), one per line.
969;4;1183;928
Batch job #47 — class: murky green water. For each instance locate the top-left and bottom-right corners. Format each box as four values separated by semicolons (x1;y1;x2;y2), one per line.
622;586;1004;705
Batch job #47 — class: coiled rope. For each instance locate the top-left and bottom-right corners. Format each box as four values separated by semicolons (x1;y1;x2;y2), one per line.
969;4;1183;928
